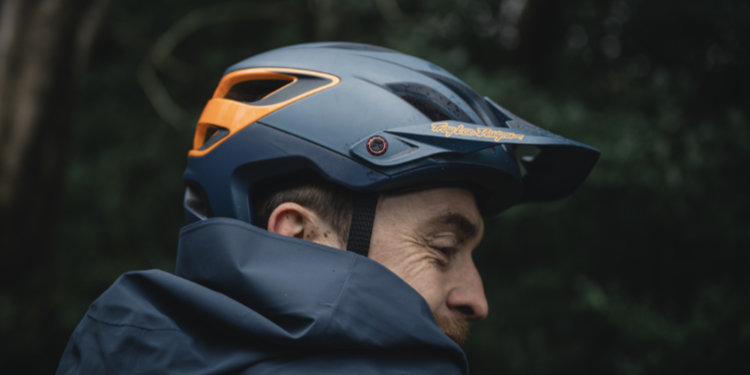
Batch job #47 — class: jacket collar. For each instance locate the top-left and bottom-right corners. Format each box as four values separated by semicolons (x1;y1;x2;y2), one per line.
175;218;466;360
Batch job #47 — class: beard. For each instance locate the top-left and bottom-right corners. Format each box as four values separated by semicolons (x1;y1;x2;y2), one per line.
433;313;470;344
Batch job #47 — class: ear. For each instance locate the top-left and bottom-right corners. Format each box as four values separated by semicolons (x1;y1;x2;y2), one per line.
267;202;309;239
266;202;345;249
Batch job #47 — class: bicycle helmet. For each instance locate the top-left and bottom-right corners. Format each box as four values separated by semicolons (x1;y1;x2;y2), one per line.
183;42;599;254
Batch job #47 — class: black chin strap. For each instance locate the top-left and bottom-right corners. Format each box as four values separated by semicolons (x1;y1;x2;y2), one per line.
346;193;379;256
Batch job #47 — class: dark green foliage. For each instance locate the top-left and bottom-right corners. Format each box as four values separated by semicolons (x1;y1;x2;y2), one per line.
2;0;747;373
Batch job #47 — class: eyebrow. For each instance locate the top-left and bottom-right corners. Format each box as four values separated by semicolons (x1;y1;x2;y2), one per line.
428;212;481;243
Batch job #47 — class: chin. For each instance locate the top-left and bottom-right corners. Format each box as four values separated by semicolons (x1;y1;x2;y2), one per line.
433;313;470;344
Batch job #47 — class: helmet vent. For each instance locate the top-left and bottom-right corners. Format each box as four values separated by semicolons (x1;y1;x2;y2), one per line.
184;182;212;220
225;79;293;103
420;71;504;127
387;82;473;122
199;125;230;150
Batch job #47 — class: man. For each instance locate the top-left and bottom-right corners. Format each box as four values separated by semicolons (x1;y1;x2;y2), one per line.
57;42;598;374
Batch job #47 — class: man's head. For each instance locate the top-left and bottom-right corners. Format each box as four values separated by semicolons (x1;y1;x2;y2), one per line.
183;42;598;342
368;187;487;343
262;184;487;343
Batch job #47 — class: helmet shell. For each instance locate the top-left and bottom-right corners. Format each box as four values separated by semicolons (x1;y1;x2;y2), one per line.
184;42;599;224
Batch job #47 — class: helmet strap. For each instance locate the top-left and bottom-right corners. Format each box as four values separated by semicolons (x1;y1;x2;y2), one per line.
346;193;378;256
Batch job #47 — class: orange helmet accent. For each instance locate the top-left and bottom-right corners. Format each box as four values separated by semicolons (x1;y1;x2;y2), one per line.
189;68;340;157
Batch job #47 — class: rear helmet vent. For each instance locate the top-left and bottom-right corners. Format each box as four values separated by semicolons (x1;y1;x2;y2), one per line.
184;182;212;220
224;79;293;103
387;82;473;122
199;125;230;150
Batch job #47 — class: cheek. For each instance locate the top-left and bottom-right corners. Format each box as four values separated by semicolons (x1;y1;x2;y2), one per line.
405;270;447;311
370;247;448;311
369;223;451;312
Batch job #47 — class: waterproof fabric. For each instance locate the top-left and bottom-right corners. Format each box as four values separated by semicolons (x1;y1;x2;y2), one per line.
57;218;468;374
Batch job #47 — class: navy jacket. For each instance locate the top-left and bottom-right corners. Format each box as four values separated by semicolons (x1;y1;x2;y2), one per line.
57;218;468;374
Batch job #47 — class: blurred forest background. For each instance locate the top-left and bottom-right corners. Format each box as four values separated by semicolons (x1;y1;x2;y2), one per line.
1;0;748;373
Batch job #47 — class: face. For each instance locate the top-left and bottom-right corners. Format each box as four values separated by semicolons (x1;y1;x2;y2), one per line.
368;187;489;343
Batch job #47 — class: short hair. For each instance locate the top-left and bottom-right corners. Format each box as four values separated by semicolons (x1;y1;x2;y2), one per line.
253;174;354;242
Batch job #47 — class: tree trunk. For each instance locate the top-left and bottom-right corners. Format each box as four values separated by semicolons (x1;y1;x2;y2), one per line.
0;0;107;372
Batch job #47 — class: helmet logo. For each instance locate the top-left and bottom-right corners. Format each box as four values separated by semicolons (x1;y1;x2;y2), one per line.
366;136;388;155
431;122;525;142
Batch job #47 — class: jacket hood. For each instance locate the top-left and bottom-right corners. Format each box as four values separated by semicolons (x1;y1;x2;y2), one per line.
60;218;468;374
175;218;462;353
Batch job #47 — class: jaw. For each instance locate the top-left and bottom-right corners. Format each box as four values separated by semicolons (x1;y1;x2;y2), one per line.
433;311;470;344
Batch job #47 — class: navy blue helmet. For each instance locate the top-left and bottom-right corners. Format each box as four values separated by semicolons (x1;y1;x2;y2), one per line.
183;42;599;225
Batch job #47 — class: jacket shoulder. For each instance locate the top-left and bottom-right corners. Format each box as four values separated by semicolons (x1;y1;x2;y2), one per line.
56;270;205;374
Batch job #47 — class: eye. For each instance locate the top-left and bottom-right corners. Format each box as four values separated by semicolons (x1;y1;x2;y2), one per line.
428;245;458;268
428;235;459;256
424;232;460;267
432;246;457;256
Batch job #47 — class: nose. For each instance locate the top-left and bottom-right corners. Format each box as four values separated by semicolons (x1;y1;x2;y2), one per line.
447;260;489;320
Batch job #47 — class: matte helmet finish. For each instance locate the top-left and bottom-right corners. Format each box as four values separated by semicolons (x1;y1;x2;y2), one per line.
183;42;599;224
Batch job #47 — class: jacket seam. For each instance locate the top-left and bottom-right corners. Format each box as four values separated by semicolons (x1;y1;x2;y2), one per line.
85;313;183;333
317;254;359;341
